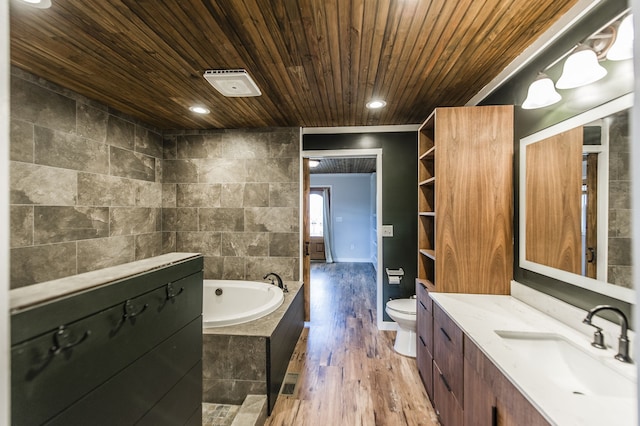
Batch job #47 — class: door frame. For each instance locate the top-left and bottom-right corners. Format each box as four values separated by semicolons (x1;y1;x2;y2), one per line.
301;148;386;330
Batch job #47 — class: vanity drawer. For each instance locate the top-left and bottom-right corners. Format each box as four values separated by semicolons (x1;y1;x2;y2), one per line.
433;303;464;404
434;362;463;426
417;343;433;399
417;283;433;355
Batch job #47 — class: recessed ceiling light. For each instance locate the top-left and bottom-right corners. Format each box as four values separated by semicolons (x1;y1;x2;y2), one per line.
309;160;320;168
366;100;387;109
189;105;210;114
19;0;52;8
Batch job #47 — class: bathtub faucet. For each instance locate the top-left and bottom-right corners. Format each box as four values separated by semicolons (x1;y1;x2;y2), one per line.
263;272;288;293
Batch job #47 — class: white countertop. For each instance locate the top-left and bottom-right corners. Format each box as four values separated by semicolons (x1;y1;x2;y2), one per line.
430;293;637;426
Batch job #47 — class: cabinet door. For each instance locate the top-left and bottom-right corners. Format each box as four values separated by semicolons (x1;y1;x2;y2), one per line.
435;105;513;294
496;379;549;426
464;335;549;426
464;357;496;426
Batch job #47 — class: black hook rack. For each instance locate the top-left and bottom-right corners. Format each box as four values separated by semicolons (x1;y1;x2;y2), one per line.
123;299;148;320
166;282;184;300
50;325;91;356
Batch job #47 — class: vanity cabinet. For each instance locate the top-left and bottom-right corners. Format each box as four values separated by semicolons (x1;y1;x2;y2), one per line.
417;105;513;294
424;300;550;426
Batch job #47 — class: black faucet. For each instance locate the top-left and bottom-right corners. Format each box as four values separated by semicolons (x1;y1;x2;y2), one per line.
583;305;632;363
263;272;288;293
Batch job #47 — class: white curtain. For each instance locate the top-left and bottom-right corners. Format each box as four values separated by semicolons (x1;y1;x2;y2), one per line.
322;188;334;263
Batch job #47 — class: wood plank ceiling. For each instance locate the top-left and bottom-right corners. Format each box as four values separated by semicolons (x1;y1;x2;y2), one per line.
310;157;377;174
10;0;579;130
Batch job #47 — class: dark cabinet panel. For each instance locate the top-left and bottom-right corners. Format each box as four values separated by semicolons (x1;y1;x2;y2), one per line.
46;319;202;426
136;361;203;426
11;256;204;426
268;285;304;414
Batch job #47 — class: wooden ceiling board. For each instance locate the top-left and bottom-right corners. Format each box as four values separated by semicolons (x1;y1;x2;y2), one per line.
10;0;579;130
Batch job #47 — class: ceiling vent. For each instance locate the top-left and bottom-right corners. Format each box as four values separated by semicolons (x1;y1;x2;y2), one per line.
203;69;262;97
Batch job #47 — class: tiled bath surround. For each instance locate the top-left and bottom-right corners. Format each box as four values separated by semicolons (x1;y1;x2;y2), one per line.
162;129;300;281
202;334;268;405
9;68;163;288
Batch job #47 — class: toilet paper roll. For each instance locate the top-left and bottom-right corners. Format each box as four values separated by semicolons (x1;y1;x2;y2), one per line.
389;276;401;284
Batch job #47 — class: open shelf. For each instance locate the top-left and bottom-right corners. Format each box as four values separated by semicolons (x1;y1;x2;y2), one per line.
419;146;436;161
419;249;436;260
419;177;435;186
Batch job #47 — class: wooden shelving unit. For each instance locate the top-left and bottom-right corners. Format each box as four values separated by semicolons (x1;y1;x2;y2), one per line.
416;105;514;295
416;105;514;406
417;111;436;292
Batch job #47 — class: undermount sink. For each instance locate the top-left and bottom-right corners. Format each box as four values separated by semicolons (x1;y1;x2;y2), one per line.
494;330;635;399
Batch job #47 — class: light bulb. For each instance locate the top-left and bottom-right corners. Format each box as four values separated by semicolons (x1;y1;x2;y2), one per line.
607;14;634;61
556;46;607;89
522;74;562;109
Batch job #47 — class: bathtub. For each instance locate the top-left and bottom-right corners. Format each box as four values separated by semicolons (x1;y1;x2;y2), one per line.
203;280;285;327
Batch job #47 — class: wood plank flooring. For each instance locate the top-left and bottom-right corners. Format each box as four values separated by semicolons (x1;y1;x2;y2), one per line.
266;262;440;425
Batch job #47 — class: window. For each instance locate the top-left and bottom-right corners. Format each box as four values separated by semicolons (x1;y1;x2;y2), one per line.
310;192;324;237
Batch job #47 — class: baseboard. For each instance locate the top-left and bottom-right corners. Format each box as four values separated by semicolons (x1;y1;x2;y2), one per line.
332;257;372;263
378;321;397;331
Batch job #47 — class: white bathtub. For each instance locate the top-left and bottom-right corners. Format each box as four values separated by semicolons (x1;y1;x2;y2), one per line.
203;280;285;327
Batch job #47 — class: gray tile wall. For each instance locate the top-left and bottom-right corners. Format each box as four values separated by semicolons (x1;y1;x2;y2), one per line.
9;68;164;288
608;110;632;288
202;334;268;405
162;129;300;281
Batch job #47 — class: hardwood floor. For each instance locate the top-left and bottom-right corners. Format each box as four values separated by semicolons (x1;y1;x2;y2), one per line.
266;262;440;425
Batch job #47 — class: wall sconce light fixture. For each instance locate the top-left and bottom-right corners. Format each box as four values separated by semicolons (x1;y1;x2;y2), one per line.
522;73;562;110
522;11;632;109
556;45;608;89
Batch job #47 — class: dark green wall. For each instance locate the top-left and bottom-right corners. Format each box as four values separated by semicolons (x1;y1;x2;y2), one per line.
482;0;633;321
303;131;418;321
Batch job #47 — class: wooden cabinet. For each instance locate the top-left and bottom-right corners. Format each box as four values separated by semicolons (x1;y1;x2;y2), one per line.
416;282;433;398
416;106;516;425
423;303;550;426
417;105;514;294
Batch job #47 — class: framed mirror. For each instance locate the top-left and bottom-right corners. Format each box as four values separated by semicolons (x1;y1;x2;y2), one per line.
519;93;633;303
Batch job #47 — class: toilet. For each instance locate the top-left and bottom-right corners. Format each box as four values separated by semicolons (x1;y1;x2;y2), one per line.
385;298;417;357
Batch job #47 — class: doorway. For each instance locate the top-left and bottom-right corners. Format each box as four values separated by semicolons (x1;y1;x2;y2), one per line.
301;149;384;329
309;187;329;262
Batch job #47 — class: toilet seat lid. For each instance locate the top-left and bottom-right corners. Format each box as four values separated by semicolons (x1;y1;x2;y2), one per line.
387;298;416;315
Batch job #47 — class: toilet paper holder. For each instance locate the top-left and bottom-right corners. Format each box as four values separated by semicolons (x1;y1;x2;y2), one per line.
385;268;404;284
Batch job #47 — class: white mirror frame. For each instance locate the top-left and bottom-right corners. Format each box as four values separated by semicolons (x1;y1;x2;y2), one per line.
519;93;635;304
